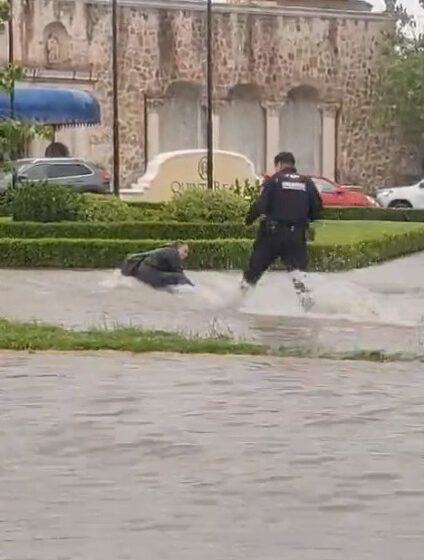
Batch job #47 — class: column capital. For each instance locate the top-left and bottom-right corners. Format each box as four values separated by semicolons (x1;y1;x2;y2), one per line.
261;100;286;116
319;102;340;117
201;98;227;113
146;97;164;111
212;99;227;113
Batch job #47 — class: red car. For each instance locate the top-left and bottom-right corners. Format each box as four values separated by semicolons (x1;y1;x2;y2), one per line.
311;176;378;207
262;174;378;207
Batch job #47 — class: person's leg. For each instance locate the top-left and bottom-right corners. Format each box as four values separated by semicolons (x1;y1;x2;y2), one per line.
121;254;142;277
242;232;278;289
282;226;314;311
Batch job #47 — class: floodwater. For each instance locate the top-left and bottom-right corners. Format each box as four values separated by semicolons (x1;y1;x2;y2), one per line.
1;252;424;355
1;352;424;559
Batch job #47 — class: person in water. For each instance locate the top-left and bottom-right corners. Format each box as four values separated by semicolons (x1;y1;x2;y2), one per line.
121;241;194;290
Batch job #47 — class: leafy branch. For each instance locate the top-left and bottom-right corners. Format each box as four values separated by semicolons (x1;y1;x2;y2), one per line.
0;64;26;93
0;1;9;25
0;0;53;166
373;2;424;145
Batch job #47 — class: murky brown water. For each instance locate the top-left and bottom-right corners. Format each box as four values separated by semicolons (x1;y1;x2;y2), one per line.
2;352;424;559
2;252;424;355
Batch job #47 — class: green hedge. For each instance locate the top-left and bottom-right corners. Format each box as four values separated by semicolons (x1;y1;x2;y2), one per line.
126;202;424;222
0;218;422;241
322;207;424;221
126;201;166;211
0;230;423;270
0;220;255;239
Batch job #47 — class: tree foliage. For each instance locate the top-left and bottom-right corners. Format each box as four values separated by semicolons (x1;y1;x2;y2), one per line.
0;1;52;164
0;1;8;29
374;2;424;145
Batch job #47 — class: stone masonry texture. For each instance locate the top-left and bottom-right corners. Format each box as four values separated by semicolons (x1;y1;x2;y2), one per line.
2;0;419;188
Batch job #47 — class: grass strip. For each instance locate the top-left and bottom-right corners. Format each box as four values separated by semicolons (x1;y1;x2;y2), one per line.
0;319;423;363
0;319;268;356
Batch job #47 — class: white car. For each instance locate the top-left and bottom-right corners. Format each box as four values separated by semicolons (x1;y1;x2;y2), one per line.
377;180;424;209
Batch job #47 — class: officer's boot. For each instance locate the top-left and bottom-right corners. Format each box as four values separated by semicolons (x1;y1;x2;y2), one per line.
290;271;314;312
240;278;252;293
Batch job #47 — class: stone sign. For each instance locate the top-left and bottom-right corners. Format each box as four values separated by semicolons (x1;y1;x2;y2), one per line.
122;149;259;202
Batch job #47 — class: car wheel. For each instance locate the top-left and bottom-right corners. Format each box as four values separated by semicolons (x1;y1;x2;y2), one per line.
389;200;413;209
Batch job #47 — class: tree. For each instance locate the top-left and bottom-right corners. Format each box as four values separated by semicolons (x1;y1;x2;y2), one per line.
384;0;416;34
374;2;424;149
0;1;51;164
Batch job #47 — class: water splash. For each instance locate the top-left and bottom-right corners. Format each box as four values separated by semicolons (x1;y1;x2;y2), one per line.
97;266;424;328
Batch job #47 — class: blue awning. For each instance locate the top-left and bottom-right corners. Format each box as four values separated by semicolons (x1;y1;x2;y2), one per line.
0;87;101;126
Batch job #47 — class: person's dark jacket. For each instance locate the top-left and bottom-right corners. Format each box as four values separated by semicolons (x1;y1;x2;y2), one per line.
121;246;193;287
246;167;322;226
121;246;184;276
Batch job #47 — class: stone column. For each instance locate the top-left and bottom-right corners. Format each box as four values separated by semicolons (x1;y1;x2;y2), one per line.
211;100;226;149
262;101;285;172
146;98;163;163
320;103;339;181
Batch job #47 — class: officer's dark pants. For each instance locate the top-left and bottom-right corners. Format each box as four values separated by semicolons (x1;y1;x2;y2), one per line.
135;263;191;289
244;224;308;286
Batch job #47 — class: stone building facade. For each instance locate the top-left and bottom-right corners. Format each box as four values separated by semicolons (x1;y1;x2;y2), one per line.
0;0;418;187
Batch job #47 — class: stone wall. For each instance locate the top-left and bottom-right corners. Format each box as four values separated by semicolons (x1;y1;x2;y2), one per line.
2;0;419;187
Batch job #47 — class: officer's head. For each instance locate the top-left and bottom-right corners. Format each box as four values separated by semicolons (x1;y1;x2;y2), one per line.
274;152;296;173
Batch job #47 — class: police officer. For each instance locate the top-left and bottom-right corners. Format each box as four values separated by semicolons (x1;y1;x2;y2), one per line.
241;151;322;311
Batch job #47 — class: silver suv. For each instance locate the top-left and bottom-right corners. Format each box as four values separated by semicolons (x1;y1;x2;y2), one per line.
0;158;111;194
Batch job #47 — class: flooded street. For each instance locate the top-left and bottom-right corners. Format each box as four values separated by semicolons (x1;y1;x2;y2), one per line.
1;252;424;355
1;352;424;559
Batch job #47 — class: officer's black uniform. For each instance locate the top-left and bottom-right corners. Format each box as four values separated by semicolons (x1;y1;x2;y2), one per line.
243;167;322;285
121;246;193;289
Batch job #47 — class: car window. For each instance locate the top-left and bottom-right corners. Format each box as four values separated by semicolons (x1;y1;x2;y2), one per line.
313;178;337;193
47;164;92;179
23;164;49;180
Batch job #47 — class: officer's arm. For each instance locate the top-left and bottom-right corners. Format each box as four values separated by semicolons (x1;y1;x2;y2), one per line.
245;179;273;225
306;179;323;222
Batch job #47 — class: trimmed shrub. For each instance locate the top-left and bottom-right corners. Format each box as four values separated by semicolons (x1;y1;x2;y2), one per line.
126;201;166;211
0;186;17;216
11;182;81;222
0;220;256;239
0;230;423;270
127;201;424;223
0;219;422;242
162;187;249;223
11;183;138;223
76;194;136;222
322;206;424;222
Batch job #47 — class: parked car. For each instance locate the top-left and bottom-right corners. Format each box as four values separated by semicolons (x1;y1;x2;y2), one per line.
261;173;378;207
311;176;379;207
376;179;424;209
0;158;111;194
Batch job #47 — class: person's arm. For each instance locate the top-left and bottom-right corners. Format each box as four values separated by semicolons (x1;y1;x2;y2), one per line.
164;247;184;273
245;177;273;225
306;178;323;222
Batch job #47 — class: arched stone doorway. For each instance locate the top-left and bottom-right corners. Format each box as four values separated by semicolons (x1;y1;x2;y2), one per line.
219;84;266;174
279;86;322;176
45;142;70;157
158;81;205;153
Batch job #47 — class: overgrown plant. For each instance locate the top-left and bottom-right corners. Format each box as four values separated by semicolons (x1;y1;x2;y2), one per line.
231;178;262;204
